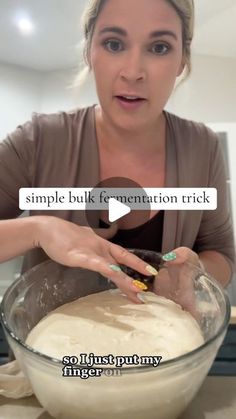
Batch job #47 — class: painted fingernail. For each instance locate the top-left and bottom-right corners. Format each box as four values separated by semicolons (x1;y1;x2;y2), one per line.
146;265;158;275
162;252;176;262
137;292;147;303
132;280;148;291
109;264;122;272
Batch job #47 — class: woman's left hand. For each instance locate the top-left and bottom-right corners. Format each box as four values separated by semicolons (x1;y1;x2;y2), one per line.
153;247;202;316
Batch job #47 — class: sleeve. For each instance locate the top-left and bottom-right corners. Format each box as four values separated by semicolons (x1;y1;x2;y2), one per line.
193;133;235;274
0;119;36;219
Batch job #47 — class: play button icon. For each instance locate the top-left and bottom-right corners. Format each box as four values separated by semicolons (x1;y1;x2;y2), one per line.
108;198;131;222
85;176;151;233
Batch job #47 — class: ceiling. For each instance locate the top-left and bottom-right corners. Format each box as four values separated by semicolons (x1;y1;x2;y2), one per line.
0;0;236;72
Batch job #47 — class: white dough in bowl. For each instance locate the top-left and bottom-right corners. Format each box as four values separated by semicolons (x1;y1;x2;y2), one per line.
24;290;210;419
26;290;203;362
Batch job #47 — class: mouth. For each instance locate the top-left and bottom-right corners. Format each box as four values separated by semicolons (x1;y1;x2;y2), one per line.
115;95;147;111
115;95;147;104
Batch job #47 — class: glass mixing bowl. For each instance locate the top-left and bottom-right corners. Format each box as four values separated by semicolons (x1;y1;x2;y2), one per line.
0;249;230;419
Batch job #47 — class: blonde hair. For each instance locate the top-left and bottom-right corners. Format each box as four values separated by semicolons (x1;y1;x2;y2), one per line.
167;0;194;77
77;0;194;84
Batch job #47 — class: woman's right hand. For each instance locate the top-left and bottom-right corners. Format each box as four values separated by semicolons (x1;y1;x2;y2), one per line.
34;216;157;303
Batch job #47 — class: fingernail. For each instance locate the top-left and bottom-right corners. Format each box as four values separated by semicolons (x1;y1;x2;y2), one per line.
162;252;176;262
109;264;122;272
146;265;158;275
132;280;148;291
137;292;147;303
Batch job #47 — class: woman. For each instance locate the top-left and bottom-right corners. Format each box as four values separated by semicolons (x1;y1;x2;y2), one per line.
0;0;234;304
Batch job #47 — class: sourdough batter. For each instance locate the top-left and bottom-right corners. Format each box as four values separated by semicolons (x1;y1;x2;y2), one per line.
24;290;210;419
26;290;203;362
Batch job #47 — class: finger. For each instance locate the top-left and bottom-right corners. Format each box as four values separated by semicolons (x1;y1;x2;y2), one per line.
153;268;174;297
162;247;199;266
94;223;118;239
109;244;158;277
125;291;144;304
98;259;147;296
69;252;146;299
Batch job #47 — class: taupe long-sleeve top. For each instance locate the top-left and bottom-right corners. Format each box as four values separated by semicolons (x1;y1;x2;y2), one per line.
0;105;235;274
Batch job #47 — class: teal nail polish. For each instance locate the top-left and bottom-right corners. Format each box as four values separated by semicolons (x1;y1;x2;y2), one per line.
162;252;176;262
109;264;122;272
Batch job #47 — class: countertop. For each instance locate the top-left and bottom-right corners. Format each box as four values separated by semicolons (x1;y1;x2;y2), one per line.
0;376;236;419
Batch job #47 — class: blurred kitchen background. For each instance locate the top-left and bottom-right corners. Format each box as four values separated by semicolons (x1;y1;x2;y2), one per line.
0;0;236;303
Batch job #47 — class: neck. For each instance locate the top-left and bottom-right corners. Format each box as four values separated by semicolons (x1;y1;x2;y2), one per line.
95;106;166;156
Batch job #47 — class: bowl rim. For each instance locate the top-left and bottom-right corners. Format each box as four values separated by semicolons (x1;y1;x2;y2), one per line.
0;258;231;373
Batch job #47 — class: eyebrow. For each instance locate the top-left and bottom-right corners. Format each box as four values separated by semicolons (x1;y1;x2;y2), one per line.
98;26;178;41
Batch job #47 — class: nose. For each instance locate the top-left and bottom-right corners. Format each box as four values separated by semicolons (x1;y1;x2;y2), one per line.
119;48;146;82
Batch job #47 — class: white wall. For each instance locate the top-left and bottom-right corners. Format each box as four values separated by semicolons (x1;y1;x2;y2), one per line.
166;54;236;123
40;69;97;113
0;63;43;288
0;62;43;139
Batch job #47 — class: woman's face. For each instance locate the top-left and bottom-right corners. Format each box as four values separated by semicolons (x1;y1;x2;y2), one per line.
90;0;184;131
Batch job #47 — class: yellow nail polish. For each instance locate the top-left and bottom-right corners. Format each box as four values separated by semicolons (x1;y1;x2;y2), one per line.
132;280;148;291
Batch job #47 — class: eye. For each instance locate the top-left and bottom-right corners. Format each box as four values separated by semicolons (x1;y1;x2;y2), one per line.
103;39;123;53
150;42;171;55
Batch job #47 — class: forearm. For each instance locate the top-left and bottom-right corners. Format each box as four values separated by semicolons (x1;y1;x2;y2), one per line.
199;250;233;287
0;217;41;262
